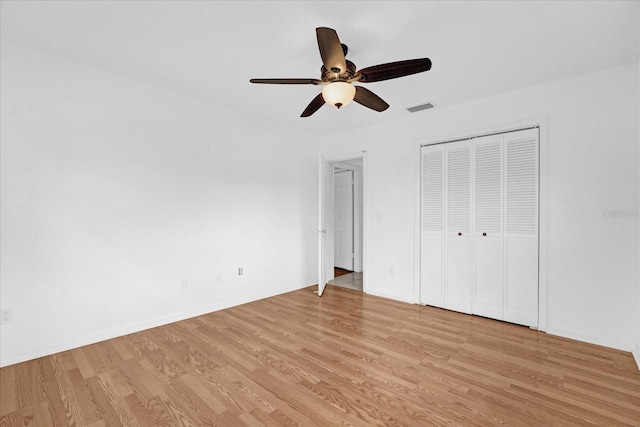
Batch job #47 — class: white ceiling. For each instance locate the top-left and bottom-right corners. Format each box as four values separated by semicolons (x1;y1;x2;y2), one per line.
1;1;639;137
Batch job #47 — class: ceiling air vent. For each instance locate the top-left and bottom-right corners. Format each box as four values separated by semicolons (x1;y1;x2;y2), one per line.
407;102;435;113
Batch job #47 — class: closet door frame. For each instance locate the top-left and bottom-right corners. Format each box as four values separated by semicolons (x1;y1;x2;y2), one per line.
414;118;549;332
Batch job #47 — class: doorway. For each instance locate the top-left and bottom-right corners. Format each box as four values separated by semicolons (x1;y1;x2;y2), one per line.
334;169;354;271
330;160;363;291
318;154;365;295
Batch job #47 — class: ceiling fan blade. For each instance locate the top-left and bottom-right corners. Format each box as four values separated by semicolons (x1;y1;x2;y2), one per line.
301;93;325;117
250;78;322;85
316;27;347;74
353;86;389;112
355;58;432;83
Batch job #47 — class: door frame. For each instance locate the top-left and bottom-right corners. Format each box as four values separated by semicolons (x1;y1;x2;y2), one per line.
414;117;549;332
317;154;330;296
319;151;367;295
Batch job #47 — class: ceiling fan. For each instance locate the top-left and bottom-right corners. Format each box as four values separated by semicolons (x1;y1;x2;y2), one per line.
250;27;432;117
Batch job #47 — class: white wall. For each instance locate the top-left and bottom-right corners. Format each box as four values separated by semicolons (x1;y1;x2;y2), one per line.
636;46;640;367
636;8;640;369
0;43;320;367
320;62;639;352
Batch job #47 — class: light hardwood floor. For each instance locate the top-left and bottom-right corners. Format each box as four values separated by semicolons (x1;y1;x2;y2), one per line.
1;285;639;426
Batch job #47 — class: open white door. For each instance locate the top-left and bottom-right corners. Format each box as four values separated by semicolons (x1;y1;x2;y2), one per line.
318;155;332;296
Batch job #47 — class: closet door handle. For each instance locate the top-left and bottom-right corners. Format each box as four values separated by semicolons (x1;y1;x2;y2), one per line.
482;232;487;236
458;232;462;236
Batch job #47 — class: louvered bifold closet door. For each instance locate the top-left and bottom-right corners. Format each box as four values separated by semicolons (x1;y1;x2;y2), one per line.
503;128;539;327
420;144;445;306
472;134;504;320
445;142;472;314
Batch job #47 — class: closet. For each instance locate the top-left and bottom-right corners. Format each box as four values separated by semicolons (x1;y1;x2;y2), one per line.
420;128;539;327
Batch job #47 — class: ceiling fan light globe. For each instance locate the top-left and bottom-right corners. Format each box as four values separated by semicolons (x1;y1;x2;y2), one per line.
322;82;355;109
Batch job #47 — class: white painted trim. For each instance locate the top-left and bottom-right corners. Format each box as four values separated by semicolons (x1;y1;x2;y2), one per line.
324;151;367;163
537;117;550;332
354;166;363;272
413;137;422;304
0;281;315;368
633;346;640;371
362;151;368;294
366;289;415;305
414;116;549;333
327;169;335;282
545;327;636;353
318;154;328;295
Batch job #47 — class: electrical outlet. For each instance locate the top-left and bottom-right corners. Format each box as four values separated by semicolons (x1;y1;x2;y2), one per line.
238;267;243;276
216;274;222;285
1;309;12;324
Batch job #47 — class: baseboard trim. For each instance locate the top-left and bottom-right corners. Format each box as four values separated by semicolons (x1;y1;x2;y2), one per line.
633;346;640;371
545;327;635;353
365;289;414;304
0;281;314;368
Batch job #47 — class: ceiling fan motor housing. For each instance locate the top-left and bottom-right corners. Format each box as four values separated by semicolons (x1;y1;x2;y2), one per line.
321;60;357;83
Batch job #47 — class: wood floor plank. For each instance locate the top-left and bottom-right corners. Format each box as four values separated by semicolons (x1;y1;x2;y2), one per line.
0;366;16;416
70;348;97;380
177;372;229;414
85;375;134;426
40;356;77;426
108;337;136;362
1;285;639;426
123;392;176;426
155;391;204;427
247;368;335;427
64;367;101;425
